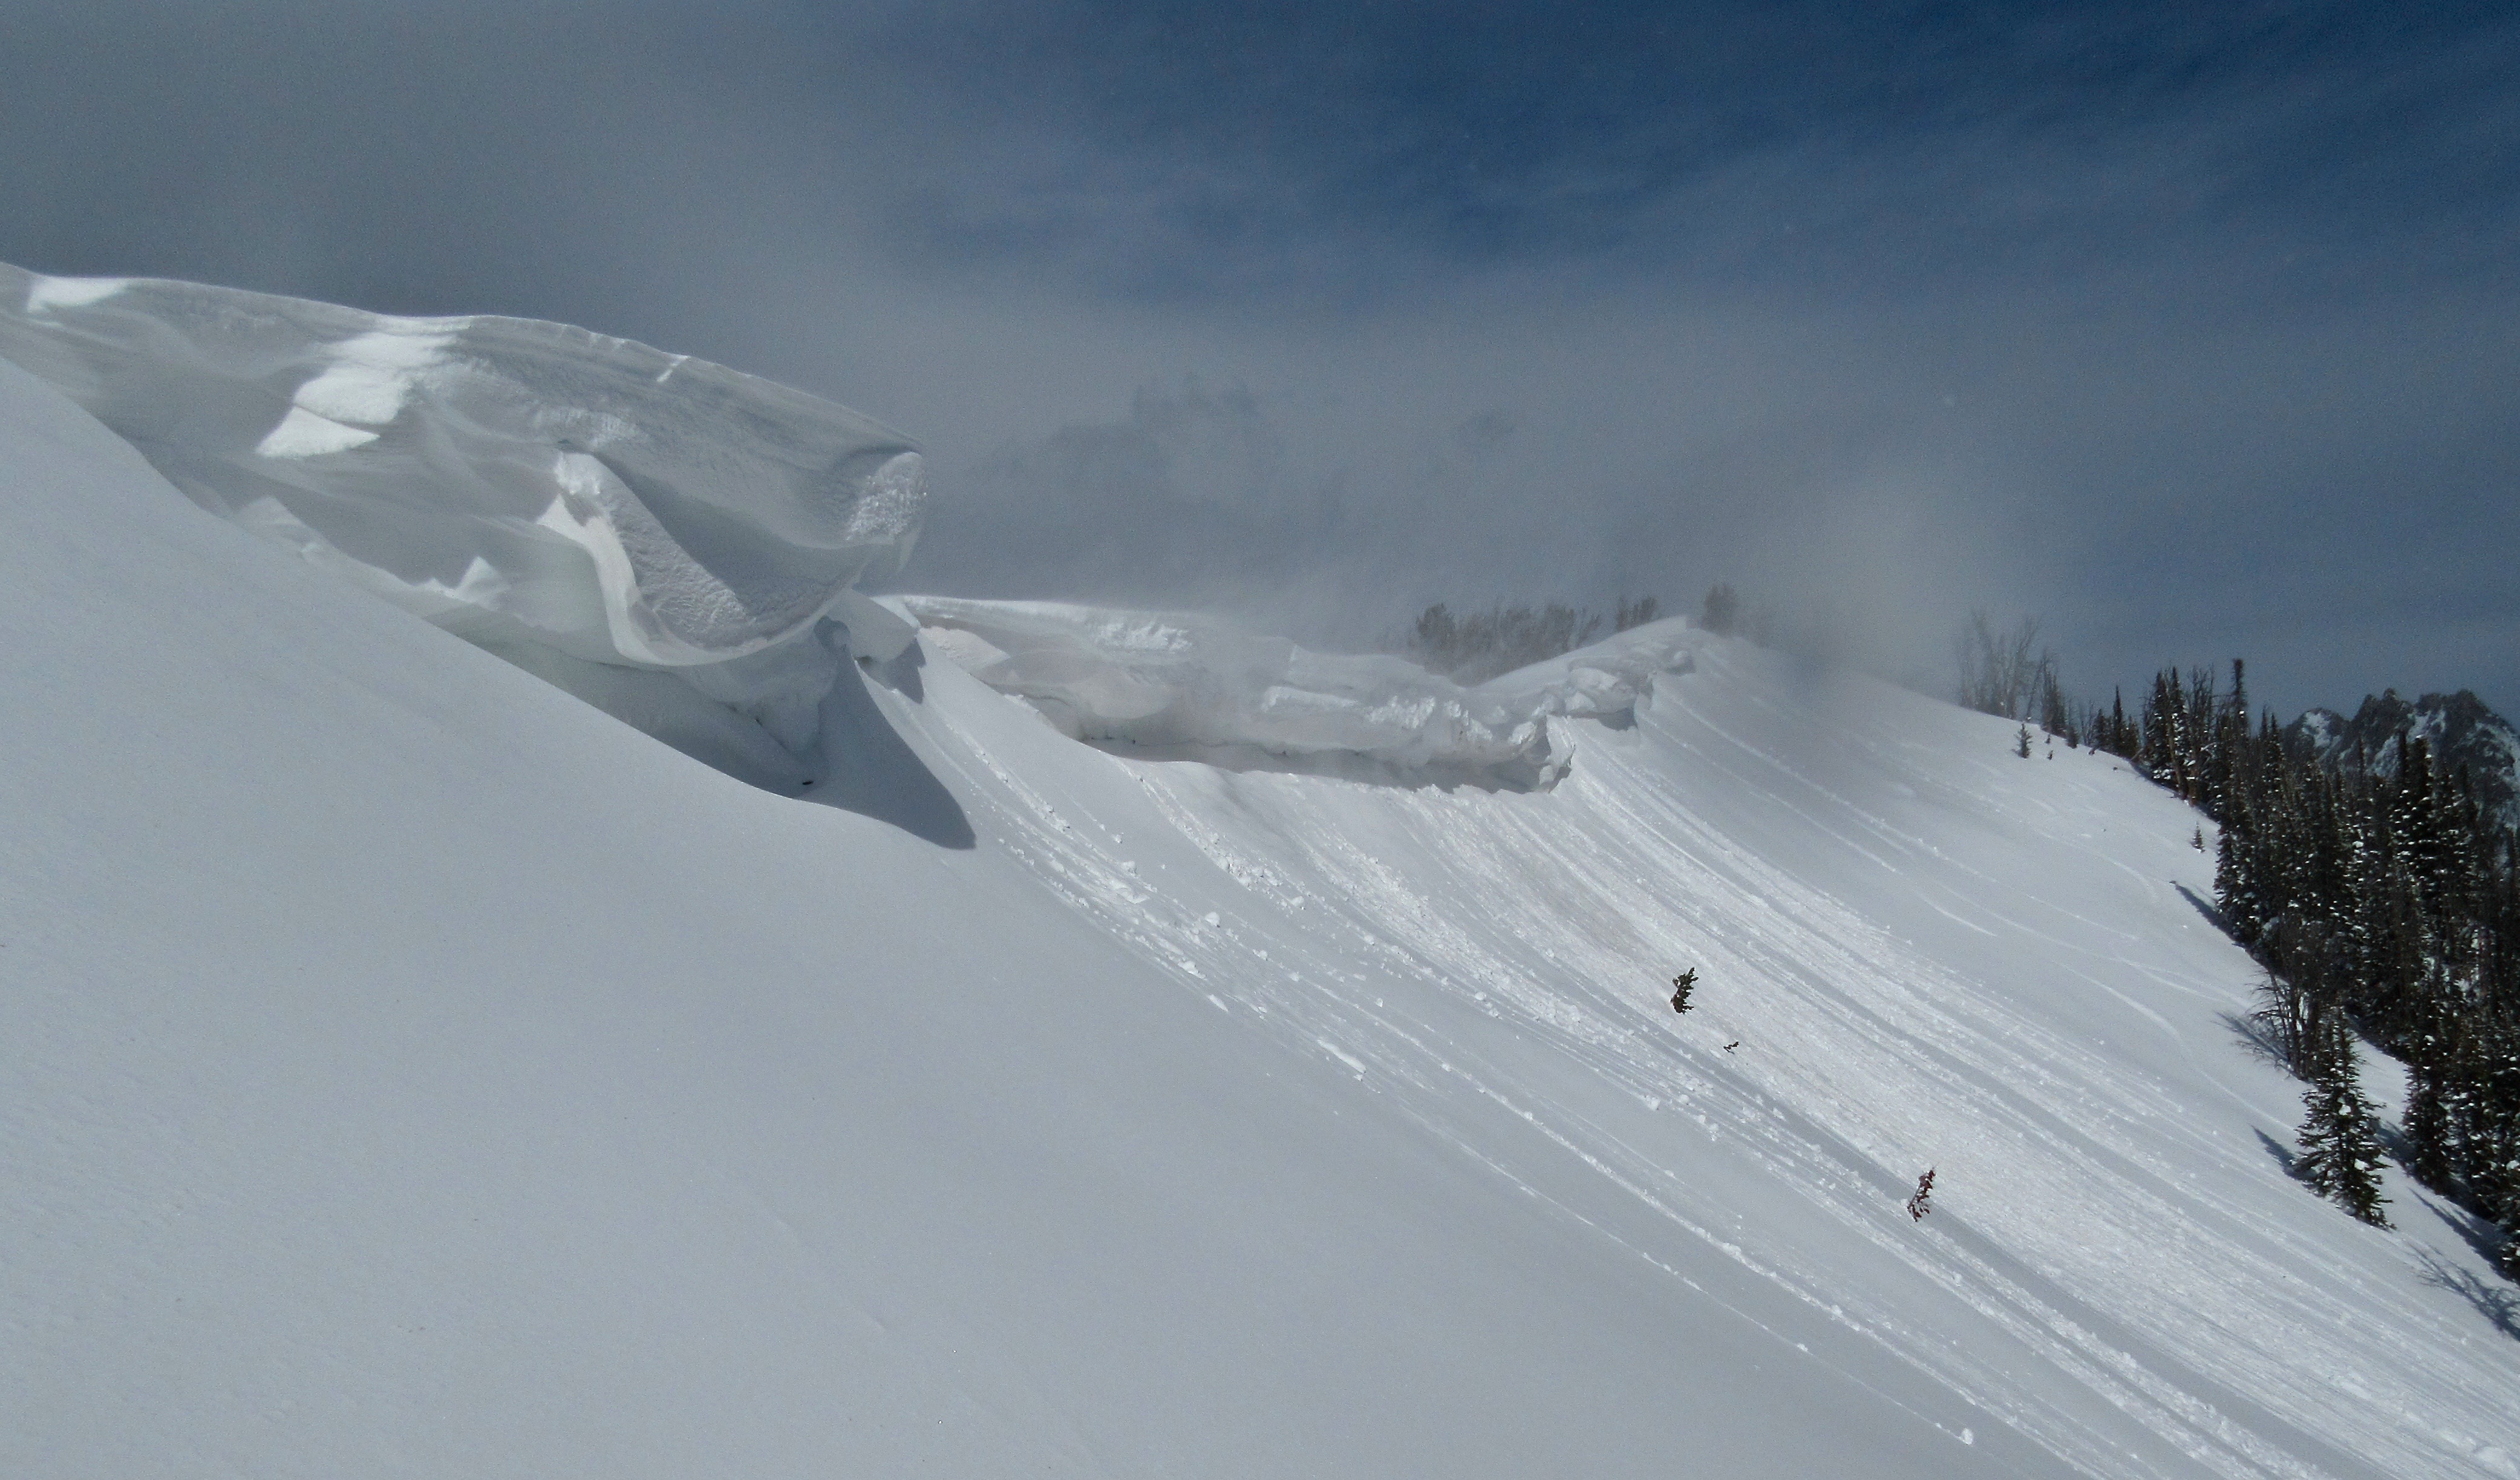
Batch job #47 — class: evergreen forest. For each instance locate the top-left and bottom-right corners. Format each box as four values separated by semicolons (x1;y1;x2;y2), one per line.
2029;655;2519;1266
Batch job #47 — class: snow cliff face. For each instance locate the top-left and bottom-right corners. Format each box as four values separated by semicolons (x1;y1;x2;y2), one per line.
7;280;2520;1480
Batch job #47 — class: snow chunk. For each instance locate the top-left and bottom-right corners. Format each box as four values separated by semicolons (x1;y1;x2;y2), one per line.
0;261;924;670
901;597;1698;787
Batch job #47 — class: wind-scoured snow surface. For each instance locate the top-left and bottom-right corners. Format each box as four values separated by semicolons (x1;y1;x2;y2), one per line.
4;291;2518;1478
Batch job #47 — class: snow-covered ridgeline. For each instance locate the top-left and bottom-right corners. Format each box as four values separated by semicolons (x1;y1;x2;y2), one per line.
0;263;1697;794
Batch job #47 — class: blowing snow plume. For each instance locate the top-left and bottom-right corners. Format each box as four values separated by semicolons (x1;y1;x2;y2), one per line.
0;263;952;813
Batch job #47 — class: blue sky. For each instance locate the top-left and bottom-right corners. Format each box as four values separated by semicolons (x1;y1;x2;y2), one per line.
4;1;2515;716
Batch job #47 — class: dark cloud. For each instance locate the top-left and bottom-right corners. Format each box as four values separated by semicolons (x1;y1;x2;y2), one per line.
2;1;2515;717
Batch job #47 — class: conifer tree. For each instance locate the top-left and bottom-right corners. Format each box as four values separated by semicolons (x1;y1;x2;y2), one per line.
2294;1018;2391;1226
2040;670;2071;741
2217;789;2267;943
2401;1021;2460;1196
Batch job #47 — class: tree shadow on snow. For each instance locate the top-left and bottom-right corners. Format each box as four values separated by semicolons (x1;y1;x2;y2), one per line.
2414;1246;2520;1341
2403;1177;2520;1299
2221;1010;2291;1073
2173;882;2233;937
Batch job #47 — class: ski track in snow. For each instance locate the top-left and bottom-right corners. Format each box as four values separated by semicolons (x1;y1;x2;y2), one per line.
895;636;2520;1480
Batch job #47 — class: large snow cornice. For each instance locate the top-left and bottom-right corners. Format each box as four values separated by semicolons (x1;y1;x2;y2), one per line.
0;263;924;669
0;262;1719;796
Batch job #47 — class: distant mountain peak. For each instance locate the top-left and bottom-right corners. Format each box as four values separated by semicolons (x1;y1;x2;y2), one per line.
2284;688;2520;831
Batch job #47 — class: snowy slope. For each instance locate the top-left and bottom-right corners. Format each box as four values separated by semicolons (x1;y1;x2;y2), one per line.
4;316;2516;1475
891;617;2520;1479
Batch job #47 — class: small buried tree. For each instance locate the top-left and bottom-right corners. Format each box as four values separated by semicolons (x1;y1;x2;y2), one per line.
1699;583;1740;636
